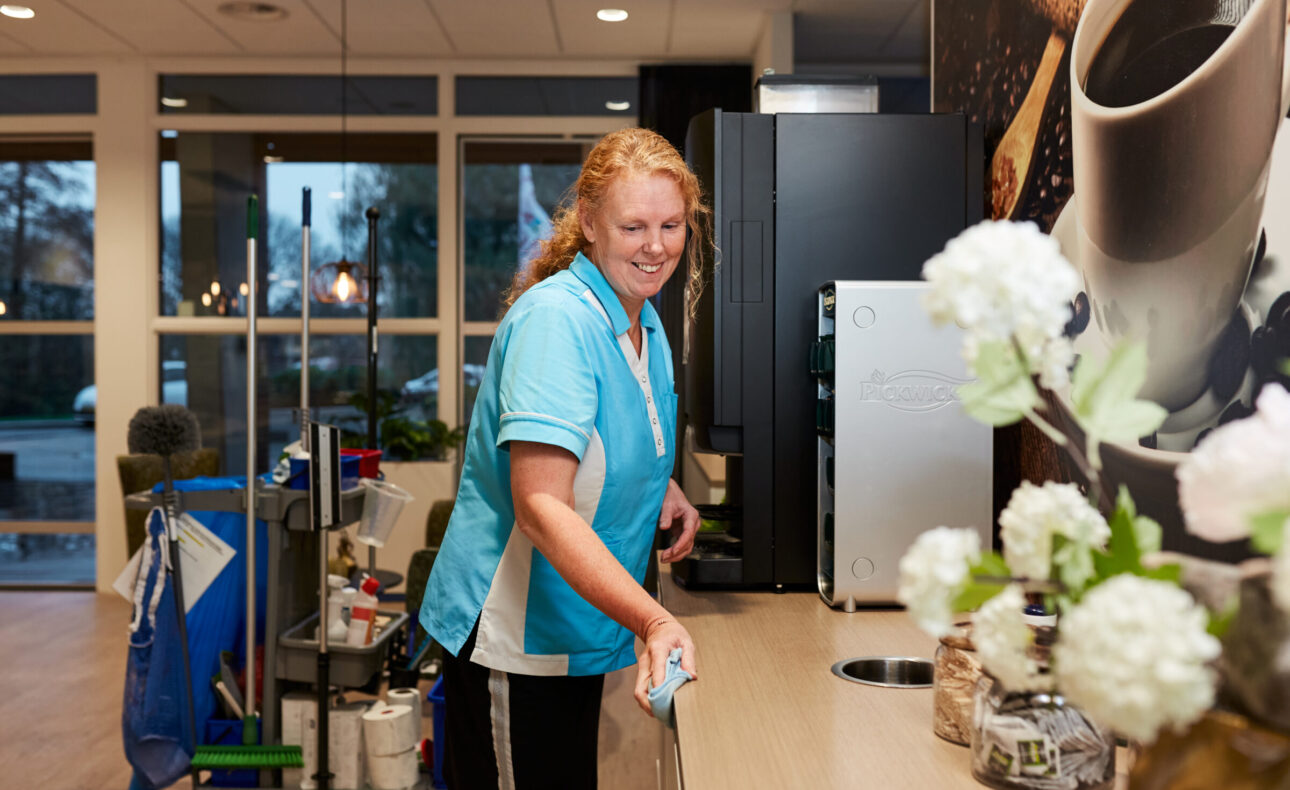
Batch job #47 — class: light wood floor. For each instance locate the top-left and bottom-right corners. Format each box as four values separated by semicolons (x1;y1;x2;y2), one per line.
1;592;659;790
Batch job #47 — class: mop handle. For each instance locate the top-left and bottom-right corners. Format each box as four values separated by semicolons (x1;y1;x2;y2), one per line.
246;194;259;723
300;187;311;452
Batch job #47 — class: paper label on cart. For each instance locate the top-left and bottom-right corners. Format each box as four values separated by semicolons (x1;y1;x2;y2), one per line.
113;511;237;613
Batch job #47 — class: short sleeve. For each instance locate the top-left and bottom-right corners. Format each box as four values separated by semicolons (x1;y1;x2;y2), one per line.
495;300;599;460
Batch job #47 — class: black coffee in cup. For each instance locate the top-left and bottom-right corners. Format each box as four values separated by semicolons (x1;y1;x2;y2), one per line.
1083;0;1253;107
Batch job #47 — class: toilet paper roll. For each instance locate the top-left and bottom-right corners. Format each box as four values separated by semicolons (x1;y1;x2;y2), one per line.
367;748;419;790
362;703;417;757
386;687;423;743
298;701;368;790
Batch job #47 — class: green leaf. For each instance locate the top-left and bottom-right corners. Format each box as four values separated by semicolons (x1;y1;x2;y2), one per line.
1101;486;1143;576
1094;401;1171;444
1207;596;1239;639
1132;514;1163;556
1250;509;1290;555
1069;352;1100;410
1143;563;1182;584
1054;538;1097;596
958;341;1041;426
951;580;1008;613
1091;549;1117;581
1069;341;1168;448
973;552;1011;578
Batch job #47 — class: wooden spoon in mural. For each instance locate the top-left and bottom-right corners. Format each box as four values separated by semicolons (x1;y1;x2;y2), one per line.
990;31;1067;219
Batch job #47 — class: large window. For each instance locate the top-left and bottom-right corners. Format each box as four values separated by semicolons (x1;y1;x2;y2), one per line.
0;142;94;320
0;139;95;587
161;133;438;318
159;132;442;464
459;139;588;418
462;140;587;320
160;334;439;473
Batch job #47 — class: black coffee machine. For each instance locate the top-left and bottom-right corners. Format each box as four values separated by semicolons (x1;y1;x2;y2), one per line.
670;108;983;590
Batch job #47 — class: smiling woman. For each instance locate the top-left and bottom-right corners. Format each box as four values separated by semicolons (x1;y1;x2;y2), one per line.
421;128;709;788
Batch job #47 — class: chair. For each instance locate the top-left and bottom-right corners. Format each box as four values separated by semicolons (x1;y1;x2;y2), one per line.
403;497;454;667
424;497;454;549
117;449;220;557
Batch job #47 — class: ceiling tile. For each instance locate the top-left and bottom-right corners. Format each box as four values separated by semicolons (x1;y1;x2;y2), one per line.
62;0;240;55
551;0;670;59
0;1;134;55
431;0;560;58
5;0;929;68
306;0;453;57
0;28;32;53
669;2;768;59
182;0;340;56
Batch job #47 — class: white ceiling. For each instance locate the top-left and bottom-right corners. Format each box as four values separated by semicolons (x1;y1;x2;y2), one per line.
0;0;928;66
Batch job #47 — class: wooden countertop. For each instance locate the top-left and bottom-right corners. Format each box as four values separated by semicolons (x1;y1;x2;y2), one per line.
660;562;979;790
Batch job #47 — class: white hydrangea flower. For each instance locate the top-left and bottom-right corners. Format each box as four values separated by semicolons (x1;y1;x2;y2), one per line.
921;220;1078;387
1055;575;1220;743
974;584;1052;692
998;481;1109;581
1177;384;1290;543
897;526;981;637
1037;337;1076;391
1274;519;1290;614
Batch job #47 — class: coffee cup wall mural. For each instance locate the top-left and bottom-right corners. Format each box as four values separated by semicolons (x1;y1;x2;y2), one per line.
933;0;1290;556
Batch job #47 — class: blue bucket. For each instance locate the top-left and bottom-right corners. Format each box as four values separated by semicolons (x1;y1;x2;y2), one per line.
287;455;360;491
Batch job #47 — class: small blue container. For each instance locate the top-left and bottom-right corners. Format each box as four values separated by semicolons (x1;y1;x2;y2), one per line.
204;719;258;788
288;455;360;491
428;676;447;789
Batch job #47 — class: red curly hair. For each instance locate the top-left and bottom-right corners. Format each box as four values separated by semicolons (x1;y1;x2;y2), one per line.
502;127;711;317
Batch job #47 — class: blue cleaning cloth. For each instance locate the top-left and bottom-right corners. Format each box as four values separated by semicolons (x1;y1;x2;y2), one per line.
647;647;693;728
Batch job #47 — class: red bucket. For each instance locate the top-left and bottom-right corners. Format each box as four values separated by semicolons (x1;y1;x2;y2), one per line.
340;448;382;478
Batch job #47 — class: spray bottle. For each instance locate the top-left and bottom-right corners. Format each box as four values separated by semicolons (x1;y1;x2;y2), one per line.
346;575;381;647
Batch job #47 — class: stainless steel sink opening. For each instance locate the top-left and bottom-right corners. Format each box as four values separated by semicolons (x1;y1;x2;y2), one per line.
831;656;933;688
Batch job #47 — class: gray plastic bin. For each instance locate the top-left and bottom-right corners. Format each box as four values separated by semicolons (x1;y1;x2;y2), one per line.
276;609;410;687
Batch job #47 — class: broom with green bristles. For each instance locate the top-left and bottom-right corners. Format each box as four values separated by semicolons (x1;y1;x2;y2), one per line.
192;195;303;777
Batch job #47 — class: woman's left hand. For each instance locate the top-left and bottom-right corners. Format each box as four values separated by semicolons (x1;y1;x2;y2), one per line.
657;478;700;563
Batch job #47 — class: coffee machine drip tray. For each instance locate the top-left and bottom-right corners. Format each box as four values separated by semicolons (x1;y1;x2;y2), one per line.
670;505;745;588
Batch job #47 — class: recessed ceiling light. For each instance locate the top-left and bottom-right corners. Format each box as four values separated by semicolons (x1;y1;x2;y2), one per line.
329;191;345;200
0;5;35;19
217;2;288;22
160;97;188;108
596;9;628;22
605;100;631;112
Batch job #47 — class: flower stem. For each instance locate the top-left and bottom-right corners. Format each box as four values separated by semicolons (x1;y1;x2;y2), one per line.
1020;405;1068;447
1010;338;1106;512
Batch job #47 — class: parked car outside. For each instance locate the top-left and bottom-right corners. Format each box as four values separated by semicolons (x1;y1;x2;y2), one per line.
401;364;485;398
73;359;188;427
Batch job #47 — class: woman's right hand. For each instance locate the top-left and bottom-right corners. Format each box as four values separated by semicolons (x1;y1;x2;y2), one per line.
633;616;697;716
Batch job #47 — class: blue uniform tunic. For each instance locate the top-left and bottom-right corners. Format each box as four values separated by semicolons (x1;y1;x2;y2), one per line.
420;252;678;676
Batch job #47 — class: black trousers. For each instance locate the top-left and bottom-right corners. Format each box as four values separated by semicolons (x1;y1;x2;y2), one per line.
442;621;605;790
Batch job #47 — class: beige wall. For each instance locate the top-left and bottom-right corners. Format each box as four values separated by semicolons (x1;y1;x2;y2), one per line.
358;460;457;579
